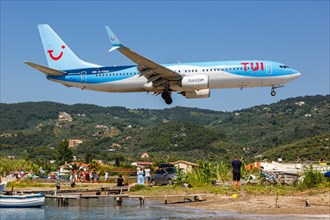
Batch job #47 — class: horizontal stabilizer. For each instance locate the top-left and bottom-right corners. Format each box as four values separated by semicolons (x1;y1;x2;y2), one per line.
24;61;66;76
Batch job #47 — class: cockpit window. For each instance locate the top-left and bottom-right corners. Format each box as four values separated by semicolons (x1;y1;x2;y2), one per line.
279;65;290;69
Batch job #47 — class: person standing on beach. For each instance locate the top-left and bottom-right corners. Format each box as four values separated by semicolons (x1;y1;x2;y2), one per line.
144;167;151;186
104;171;109;182
137;167;144;185
232;156;242;190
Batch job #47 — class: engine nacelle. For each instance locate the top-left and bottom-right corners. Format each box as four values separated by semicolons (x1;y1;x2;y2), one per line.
184;89;210;99
180;75;209;90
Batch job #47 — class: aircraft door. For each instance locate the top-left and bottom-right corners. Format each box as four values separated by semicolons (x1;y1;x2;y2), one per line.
81;71;87;83
266;63;272;74
181;69;186;76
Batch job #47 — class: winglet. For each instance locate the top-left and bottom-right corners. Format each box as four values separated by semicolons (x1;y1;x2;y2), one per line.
105;26;122;52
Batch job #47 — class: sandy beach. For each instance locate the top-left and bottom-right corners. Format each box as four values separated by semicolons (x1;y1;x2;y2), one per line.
172;191;330;216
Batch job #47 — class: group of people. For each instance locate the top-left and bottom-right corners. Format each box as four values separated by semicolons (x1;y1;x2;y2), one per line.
2;169;37;181
136;166;151;185
68;170;100;185
112;166;151;187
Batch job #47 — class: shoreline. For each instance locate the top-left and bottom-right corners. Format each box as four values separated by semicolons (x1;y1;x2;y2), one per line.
3;183;330;216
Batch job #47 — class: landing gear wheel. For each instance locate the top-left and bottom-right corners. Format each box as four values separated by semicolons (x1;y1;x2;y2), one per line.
165;97;173;105
271;90;276;96
161;92;168;100
161;91;172;105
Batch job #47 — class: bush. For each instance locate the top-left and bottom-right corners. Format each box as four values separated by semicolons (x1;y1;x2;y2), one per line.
184;161;230;185
0;159;39;176
300;165;326;188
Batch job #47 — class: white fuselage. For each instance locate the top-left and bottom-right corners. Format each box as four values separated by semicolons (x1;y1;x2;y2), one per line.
48;60;301;93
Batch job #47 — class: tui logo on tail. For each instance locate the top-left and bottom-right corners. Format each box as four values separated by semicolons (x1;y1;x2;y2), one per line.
47;45;65;60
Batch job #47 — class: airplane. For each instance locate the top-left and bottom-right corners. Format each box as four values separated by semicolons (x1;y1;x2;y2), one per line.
25;24;301;105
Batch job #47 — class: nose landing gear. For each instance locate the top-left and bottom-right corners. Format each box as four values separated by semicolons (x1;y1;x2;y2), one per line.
161;91;172;105
270;85;284;96
271;89;276;96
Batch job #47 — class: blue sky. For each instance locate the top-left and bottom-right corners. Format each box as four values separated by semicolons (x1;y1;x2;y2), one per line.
1;1;329;111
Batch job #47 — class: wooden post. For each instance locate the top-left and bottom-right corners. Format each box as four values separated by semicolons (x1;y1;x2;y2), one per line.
165;195;167;204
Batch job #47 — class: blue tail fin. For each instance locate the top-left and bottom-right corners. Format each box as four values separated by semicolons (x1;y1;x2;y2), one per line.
38;24;101;70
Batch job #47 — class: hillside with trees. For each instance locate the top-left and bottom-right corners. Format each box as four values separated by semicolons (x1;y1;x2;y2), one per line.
0;95;329;164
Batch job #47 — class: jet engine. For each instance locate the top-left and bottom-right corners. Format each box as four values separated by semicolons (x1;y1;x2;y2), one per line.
183;89;210;99
180;75;209;90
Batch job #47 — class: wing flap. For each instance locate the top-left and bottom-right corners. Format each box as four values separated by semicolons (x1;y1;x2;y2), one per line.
24;61;66;76
117;46;180;80
105;26;182;88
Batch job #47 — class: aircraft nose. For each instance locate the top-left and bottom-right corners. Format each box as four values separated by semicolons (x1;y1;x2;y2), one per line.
291;72;301;79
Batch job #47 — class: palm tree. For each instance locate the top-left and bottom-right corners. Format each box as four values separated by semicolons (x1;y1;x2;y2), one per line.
88;161;100;171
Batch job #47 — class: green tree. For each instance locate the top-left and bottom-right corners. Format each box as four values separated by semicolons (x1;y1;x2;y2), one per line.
88;161;100;171
115;157;120;167
85;153;92;163
56;140;73;165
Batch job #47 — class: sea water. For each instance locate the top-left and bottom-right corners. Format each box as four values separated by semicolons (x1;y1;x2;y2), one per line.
0;198;327;220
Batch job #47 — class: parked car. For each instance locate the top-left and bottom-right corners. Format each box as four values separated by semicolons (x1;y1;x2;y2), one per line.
157;163;174;169
151;167;177;186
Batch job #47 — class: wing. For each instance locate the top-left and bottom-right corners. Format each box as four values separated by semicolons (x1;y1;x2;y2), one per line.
105;26;182;89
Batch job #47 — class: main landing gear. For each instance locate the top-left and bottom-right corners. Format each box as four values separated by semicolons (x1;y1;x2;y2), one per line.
161;91;172;105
